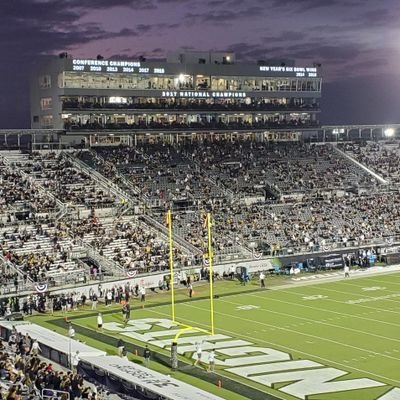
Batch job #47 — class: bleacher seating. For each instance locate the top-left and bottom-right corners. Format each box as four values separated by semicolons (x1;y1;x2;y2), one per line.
1;137;400;288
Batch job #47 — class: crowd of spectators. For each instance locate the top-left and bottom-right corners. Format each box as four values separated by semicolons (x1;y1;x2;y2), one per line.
10;152;117;209
66;216;195;273
86;140;376;201
0;328;101;399
1;223;83;283
0;163;56;216
78;139;398;258
340;141;400;185
1;138;400;279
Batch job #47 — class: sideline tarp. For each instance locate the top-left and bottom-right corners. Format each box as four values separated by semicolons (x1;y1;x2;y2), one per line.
0;321;106;357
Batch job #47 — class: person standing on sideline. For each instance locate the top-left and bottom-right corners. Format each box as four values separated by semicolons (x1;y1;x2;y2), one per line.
122;303;127;322
143;345;151;366
117;338;125;357
121;349;129;360
125;303;131;324
68;324;75;339
193;342;202;366
207;349;215;372
344;264;350;278
188;282;193;298
72;350;80;372
92;292;98;310
47;296;54;315
259;271;265;288
97;312;103;331
140;286;146;304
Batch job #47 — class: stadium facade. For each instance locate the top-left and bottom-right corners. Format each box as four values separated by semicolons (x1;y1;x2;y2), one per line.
30;50;321;138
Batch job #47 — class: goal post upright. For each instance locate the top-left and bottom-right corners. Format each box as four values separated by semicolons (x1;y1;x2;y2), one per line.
167;209;176;322
167;210;216;369
167;209;215;335
207;212;215;336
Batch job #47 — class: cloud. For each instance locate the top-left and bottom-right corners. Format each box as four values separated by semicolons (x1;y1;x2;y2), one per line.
263;31;308;43
184;10;242;23
269;0;372;12
69;0;157;10
0;0;398;127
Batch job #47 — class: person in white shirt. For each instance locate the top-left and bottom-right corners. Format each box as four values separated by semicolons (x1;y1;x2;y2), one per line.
97;312;103;330
106;290;112;306
72;350;80;371
68;324;75;339
207;349;215;372
30;339;41;356
140;287;146;303
259;271;265;288
188;283;193;298
193;342;202;366
344;265;350;278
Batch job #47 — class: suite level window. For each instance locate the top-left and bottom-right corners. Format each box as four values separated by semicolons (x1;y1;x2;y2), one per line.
39;75;51;89
41;115;53;129
40;97;52;110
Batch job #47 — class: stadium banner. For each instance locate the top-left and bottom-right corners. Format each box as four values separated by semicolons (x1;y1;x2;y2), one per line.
81;355;225;400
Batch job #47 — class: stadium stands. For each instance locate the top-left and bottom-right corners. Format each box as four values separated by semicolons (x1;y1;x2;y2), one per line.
0;137;399;291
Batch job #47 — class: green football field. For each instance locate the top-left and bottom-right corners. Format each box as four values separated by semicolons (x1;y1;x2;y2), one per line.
32;272;400;400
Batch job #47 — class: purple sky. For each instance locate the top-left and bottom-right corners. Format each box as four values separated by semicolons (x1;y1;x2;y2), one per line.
1;0;399;128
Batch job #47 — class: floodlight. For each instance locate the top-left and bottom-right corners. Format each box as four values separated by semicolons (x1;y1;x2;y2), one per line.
384;128;395;137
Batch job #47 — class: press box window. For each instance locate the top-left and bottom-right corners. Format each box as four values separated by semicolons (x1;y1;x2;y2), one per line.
41;115;53;128
40;97;52;110
39;75;51;89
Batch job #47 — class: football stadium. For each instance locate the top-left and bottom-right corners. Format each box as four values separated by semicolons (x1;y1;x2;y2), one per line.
0;51;400;400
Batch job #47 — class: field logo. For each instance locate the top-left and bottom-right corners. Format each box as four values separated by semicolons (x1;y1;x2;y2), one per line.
236;305;260;310
102;318;398;399
362;287;386;291
302;294;328;301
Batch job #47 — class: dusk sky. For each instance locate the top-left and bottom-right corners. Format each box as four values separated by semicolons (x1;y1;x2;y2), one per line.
1;0;399;128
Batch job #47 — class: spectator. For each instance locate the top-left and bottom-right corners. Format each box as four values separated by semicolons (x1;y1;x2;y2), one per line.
143;346;151;367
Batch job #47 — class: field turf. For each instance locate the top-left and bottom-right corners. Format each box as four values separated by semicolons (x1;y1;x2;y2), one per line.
31;271;400;400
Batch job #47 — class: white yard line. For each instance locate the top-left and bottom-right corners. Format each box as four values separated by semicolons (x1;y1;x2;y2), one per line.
216;296;400;345
157;301;400;362
244;292;400;328
145;305;400;386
